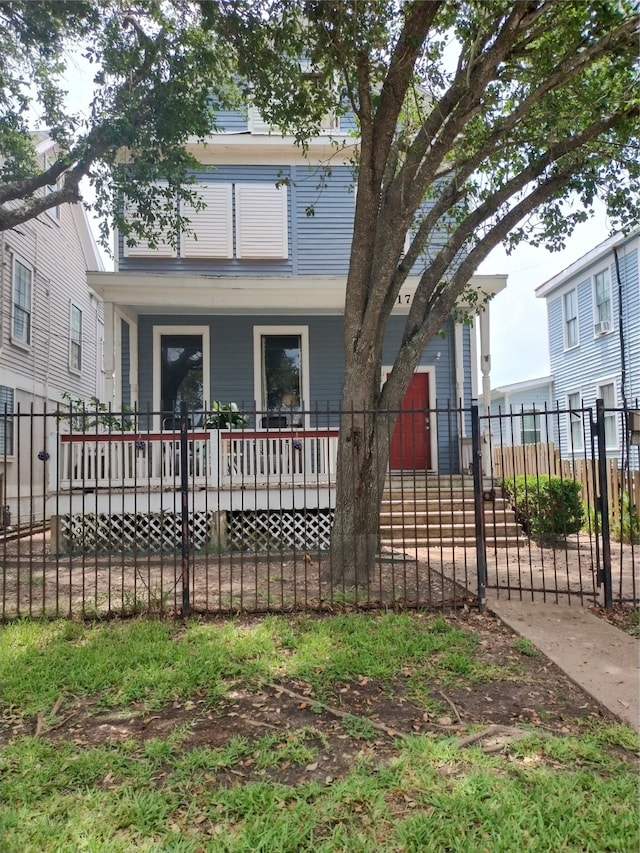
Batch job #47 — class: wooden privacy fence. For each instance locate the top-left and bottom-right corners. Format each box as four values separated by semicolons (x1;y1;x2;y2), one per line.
492;442;640;532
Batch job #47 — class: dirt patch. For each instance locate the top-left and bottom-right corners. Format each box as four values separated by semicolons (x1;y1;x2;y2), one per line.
1;612;627;788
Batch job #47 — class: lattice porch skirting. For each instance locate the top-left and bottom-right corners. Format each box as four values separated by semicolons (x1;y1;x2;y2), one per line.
58;508;334;554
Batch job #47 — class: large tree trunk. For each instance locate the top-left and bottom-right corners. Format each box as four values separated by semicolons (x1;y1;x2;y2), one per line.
329;359;395;588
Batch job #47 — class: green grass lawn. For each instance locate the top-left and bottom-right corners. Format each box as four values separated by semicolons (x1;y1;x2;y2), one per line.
1;613;638;852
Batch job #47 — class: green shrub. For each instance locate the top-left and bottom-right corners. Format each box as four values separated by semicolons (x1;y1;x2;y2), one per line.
503;475;585;543
586;490;640;545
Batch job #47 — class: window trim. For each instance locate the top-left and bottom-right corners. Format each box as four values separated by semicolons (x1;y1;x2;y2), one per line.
253;325;310;428
69;303;83;374
596;378;618;451
152;325;211;429
592;268;612;334
11;254;33;349
566;390;584;453
562;287;579;350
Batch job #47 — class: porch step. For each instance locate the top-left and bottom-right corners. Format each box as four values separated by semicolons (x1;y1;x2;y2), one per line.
379;486;524;549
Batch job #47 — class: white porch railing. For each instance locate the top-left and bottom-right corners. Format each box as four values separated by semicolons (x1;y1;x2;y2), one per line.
54;429;339;490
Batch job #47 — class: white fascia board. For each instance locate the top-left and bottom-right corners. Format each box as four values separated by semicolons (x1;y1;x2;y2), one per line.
88;271;508;317
491;375;554;395
71;204;104;271
87;272;348;315
535;227;640;299
184;135;357;167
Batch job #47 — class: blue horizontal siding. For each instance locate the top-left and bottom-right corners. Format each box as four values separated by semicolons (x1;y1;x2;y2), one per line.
137;314;461;471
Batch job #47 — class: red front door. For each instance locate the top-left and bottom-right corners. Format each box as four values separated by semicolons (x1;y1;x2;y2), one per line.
389;372;432;471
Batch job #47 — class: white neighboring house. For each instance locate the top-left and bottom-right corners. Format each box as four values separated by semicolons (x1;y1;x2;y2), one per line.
0;134;104;526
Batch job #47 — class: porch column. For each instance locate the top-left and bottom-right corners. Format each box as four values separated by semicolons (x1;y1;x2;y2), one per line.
478;307;492;477
103;301;117;409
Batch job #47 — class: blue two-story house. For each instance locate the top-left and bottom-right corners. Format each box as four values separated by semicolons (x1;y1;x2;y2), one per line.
535;227;639;458
87;108;505;477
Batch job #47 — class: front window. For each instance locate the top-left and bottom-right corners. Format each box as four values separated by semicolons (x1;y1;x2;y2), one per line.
563;288;578;348
567;392;583;452
594;270;611;327
12;258;32;345
254;327;309;428
160;334;204;417
521;412;540;445
0;386;14;456
69;305;82;372
597;382;617;449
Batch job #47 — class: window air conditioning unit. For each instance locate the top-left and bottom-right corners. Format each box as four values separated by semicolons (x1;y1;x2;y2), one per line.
594;320;611;335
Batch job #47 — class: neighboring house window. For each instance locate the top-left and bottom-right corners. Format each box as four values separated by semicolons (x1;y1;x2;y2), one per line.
69;304;83;372
597;381;618;448
521;411;541;445
12;257;32;346
253;326;309;427
563;288;578;348
567;392;583;452
0;386;14;456
593;269;611;329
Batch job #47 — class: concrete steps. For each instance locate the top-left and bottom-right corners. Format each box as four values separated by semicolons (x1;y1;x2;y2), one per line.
379;480;524;549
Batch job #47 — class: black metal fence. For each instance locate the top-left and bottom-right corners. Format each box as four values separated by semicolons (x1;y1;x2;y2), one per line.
1;400;638;619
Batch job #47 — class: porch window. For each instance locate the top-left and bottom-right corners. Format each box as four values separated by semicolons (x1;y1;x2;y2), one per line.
567;392;583;452
254;326;309;427
160;334;204;416
521;411;540;445
69;304;83;372
563;288;578;349
0;386;13;456
594;270;611;325
12;257;32;346
597;382;618;449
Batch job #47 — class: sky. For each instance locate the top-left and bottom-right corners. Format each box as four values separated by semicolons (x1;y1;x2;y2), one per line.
478;210;612;388
60;48;615;392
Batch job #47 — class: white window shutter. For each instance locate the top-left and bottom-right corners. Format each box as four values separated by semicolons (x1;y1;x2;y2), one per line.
180;183;233;258
123;184;177;257
247;105;276;135
236;184;288;259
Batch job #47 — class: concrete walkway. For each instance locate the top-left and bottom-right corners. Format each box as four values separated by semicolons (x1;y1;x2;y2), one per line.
488;597;640;732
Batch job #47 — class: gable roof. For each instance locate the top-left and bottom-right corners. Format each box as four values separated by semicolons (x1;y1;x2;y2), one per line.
535;226;640;299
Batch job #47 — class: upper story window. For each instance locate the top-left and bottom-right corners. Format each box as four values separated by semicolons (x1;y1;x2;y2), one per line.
125;182;288;260
563;288;578;349
235;184;288;259
597;381;618;449
12;256;32;347
69;304;83;372
0;385;14;456
567;391;583;452
593;269;612;333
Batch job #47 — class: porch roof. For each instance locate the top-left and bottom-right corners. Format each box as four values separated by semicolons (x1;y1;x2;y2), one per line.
88;271;507;317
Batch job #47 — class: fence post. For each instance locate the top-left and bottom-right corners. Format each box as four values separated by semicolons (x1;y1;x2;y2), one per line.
595;398;613;610
471;404;487;612
180;402;190;617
